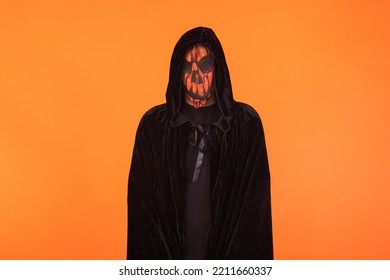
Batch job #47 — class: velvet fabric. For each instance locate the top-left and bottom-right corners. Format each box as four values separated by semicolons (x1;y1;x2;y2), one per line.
127;27;273;259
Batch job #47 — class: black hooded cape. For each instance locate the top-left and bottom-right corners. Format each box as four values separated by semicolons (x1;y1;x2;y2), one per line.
127;27;273;259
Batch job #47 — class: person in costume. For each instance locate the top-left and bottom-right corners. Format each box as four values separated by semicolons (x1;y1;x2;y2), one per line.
127;27;273;259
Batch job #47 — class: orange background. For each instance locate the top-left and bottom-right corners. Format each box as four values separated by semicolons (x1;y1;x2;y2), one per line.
1;0;389;259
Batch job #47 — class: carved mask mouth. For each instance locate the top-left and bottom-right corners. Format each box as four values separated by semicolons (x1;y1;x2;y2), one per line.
182;44;214;107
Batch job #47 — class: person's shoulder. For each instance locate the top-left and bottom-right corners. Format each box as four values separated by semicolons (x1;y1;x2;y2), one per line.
141;104;167;120
233;102;267;137
137;104;167;130
234;102;262;123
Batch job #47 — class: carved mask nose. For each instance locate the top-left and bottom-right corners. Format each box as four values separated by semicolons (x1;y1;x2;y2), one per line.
191;70;203;84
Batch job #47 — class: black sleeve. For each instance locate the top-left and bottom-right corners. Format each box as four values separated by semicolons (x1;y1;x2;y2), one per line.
127;118;160;259
227;115;273;260
248;116;273;259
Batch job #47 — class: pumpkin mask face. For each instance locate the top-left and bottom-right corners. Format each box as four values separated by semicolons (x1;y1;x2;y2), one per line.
182;44;214;108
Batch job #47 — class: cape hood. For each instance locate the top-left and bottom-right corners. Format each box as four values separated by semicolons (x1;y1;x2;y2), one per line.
167;27;233;131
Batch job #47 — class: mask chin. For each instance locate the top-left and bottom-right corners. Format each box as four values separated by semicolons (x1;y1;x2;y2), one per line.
186;93;212;109
186;90;212;101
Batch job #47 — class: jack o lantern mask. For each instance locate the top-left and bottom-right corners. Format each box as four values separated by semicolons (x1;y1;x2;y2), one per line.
182;44;214;108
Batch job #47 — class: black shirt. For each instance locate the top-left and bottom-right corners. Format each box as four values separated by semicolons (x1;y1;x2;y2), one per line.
180;101;219;259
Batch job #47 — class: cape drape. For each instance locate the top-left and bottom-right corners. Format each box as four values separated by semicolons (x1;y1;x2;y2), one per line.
127;27;273;259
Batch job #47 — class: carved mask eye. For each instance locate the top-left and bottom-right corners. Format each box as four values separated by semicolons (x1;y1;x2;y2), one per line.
197;55;214;73
183;60;192;74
